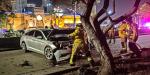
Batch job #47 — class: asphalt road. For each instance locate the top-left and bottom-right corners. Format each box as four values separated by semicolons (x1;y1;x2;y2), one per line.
0;50;82;75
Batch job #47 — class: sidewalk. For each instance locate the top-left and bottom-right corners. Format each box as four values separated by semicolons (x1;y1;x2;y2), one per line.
0;48;21;52
108;35;150;57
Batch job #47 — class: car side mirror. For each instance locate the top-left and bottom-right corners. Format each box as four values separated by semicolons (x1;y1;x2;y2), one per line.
36;36;42;39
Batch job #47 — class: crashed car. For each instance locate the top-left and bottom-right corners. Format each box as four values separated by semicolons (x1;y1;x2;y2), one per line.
20;28;74;60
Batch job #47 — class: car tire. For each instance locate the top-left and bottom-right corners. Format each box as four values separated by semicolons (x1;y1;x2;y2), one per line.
44;46;54;60
21;42;28;53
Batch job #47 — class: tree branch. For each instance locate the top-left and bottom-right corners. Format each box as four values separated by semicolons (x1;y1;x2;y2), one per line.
104;0;141;34
113;0;140;23
98;0;115;25
112;0;116;15
98;13;109;25
93;0;110;23
80;0;87;4
98;0;116;25
84;0;96;18
98;12;113;25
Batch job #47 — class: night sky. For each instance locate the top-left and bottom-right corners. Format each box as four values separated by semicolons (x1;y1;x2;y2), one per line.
109;0;150;17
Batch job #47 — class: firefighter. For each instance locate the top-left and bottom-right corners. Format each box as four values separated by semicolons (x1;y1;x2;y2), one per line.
68;24;94;66
126;17;138;42
118;20;130;53
68;24;84;66
126;17;141;57
108;26;116;44
130;22;138;42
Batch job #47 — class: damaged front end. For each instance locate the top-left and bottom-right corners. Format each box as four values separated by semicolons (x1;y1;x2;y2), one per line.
48;34;73;51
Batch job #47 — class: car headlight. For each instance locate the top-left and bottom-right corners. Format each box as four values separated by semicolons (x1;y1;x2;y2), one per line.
49;44;57;50
53;42;59;47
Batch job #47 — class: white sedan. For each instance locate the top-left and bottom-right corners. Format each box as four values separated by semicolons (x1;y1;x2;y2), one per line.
20;29;74;60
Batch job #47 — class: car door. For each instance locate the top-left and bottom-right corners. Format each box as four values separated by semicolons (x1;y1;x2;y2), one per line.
32;30;45;53
26;30;35;50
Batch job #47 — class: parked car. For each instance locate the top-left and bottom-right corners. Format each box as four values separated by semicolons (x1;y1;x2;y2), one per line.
20;28;74;60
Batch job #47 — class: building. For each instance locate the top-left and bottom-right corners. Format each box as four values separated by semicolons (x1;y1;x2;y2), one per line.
11;0;51;13
27;0;42;7
11;0;27;13
42;0;52;13
8;0;81;30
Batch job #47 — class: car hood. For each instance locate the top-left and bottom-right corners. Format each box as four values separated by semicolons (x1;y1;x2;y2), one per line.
48;34;71;41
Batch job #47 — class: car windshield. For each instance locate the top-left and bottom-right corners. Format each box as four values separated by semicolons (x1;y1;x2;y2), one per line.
50;29;74;35
42;30;52;38
47;29;75;41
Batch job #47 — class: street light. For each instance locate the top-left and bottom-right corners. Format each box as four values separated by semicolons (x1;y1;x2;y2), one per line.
36;15;42;21
107;10;112;15
47;3;52;13
47;3;52;7
36;15;43;28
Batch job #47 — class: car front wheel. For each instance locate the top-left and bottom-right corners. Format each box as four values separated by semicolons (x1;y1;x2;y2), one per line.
21;42;28;53
44;46;54;60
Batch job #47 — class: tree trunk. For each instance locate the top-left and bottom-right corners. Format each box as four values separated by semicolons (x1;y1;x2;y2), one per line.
81;17;114;75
